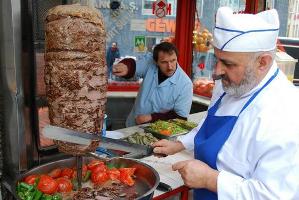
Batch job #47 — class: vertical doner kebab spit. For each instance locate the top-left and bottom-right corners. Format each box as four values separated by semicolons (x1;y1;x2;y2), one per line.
44;4;107;156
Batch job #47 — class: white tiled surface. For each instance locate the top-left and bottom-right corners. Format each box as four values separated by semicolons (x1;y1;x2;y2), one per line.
140;150;193;197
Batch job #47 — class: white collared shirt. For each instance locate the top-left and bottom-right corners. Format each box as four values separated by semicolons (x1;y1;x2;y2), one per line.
179;62;299;199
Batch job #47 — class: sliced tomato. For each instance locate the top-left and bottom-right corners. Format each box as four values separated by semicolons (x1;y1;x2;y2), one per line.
61;168;74;179
119;172;135;186
87;160;105;170
56;177;73;193
24;174;39;185
159;129;171;136
91;171;109;184
119;168;136;176
119;168;136;186
92;164;107;174
37;175;58;195
48;168;62;179
108;168;120;180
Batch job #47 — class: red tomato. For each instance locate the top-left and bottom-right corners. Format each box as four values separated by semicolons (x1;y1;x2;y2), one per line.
119;172;135;186
108;168;120;180
87;160;105;170
56;177;73;193
61;168;74;179
159;129;171;136
37;175;58;195
48;168;62;179
91;172;109;184
24;174;39;185
119;168;136;186
119;168;136;176
92;164;107;174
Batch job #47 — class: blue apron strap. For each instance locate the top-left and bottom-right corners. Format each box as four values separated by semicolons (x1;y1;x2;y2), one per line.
208;92;226;115
238;68;279;116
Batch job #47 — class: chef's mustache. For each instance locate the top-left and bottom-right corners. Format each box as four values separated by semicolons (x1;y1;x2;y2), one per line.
212;74;225;80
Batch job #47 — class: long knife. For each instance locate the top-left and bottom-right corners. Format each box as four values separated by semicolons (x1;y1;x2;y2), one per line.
43;125;101;145
42;125;154;158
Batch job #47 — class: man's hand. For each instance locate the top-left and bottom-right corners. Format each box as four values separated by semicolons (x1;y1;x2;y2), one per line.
152;139;185;155
112;63;128;77
172;159;219;192
135;114;152;125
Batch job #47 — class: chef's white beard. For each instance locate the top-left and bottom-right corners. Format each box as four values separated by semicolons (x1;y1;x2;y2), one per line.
222;64;258;97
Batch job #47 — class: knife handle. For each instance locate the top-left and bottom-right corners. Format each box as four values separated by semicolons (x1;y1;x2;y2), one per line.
157;182;172;192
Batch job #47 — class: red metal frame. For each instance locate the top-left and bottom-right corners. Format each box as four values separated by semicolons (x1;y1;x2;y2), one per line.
153;186;190;200
108;82;140;92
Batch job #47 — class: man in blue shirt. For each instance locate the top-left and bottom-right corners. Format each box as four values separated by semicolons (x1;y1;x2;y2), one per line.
113;42;193;127
106;42;120;79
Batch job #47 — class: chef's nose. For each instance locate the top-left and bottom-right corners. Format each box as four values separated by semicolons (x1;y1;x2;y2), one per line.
212;60;225;80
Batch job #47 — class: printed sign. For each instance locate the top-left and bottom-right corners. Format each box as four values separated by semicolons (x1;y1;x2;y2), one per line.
153;0;169;18
134;36;146;52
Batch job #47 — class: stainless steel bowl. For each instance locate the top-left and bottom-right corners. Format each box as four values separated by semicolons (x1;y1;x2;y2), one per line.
15;156;160;200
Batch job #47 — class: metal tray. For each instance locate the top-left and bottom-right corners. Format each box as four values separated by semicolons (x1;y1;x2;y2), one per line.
15;157;159;200
143;126;188;140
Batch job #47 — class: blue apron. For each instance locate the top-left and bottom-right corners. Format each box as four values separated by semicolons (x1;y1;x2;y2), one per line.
193;68;279;200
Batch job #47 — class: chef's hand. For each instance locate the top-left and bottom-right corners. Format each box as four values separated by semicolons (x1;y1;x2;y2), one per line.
112;63;128;77
172;159;219;192
135;114;152;125
152;139;185;155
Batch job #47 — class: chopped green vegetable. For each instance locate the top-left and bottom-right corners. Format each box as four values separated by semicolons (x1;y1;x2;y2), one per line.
33;190;43;200
123;132;158;145
52;193;62;200
82;170;91;182
71;179;78;191
41;194;53;200
20;182;34;191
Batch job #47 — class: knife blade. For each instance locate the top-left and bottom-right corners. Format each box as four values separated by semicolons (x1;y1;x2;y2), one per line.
43;125;101;145
42;125;155;158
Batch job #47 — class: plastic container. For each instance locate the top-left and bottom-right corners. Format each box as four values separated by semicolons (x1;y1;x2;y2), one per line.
275;52;298;81
101;114;107;137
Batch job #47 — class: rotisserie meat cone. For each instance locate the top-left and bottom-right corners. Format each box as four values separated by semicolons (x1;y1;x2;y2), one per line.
44;4;107;155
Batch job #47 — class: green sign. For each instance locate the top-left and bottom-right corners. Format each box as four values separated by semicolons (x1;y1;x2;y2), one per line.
134;36;146;52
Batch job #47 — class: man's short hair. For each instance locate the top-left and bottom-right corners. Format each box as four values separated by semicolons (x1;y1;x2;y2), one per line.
153;42;178;62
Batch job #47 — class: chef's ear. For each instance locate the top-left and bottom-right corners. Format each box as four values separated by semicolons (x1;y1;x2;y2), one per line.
257;53;273;72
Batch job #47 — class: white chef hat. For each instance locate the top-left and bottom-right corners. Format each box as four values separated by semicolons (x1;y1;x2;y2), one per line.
212;7;280;52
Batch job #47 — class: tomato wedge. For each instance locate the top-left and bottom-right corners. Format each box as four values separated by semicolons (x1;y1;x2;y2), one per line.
61;168;74;179
91;171;109;184
108;168;120;180
159;129;171;136
87;160;105;170
24;174;39;185
48;168;62;179
119;168;136;186
119;172;135;186
119;168;136;176
37;175;58;195
92;164;107;174
56;177;73;193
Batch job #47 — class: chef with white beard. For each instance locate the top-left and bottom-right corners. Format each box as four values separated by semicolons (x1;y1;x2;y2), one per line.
153;7;299;200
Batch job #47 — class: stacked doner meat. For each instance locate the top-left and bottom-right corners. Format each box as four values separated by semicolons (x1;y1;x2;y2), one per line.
44;5;107;155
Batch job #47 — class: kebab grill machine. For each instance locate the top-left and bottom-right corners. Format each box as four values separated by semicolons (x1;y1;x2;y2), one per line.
0;1;159;199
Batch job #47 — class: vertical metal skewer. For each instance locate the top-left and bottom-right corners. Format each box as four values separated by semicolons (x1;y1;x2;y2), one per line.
76;155;83;189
